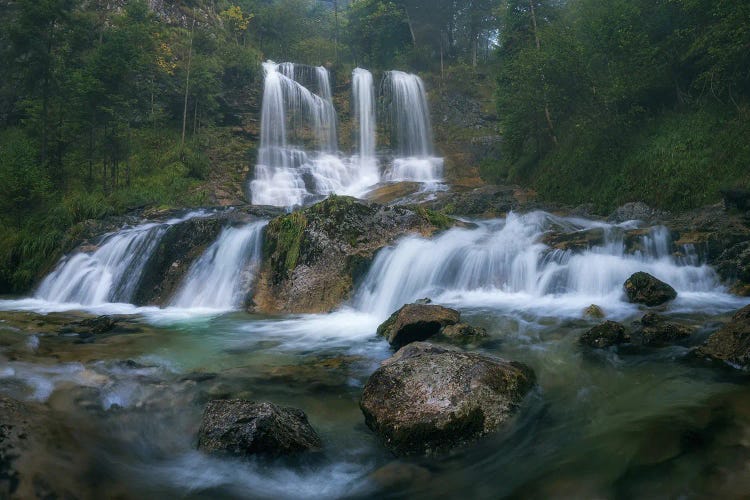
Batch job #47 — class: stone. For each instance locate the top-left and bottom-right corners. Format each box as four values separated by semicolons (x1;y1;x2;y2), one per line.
583;304;605;319
634;313;692;347
695;305;750;369
253;196;456;314
579;321;628;348
439;322;488;341
197;400;322;457
376;304;461;348
360;342;535;456
59;315;117;337
624;272;677;306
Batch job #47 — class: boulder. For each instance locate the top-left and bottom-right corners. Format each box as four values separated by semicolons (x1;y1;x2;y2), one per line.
360;342;535;456
694;305;750;369
542;227;606;252
377;304;461;348
197;400;322;457
624;272;677;306
583;304;605;319
608;202;666;224
634;313;692;347
579;321;628;348
253;196;456;314
439;322;488;342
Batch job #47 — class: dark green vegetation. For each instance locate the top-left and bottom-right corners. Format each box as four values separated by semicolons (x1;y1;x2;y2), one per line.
488;0;750;211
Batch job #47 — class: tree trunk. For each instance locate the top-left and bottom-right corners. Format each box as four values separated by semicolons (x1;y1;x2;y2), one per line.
528;0;558;146
181;19;195;154
403;4;417;45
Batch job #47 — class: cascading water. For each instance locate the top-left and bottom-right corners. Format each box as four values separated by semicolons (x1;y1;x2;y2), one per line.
355;212;723;319
382;71;443;182
170;221;267;310
250;61;380;208
353;68;376;163
36;213;204;306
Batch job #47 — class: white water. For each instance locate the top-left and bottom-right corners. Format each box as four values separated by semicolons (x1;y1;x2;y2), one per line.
35;212;205;306
355;212;730;319
250;62;380;208
170;221;267;310
352;68;376;163
383;71;443;183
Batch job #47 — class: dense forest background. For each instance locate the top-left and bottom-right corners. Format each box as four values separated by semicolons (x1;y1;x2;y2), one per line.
0;0;748;292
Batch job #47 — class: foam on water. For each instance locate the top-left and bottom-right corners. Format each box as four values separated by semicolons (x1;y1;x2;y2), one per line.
354;211;738;319
171;221;267;310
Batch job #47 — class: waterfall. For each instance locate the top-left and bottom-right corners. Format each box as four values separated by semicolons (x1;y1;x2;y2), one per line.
355;212;721;318
36;213;204;306
250;61;381;208
170;221;267;310
353;68;376;163
383;71;443;182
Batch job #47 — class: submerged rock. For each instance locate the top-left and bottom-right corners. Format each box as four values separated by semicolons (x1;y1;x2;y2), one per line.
695;305;750;369
377;304;461;348
197;400;322;457
439;322;488;342
624;272;677;306
59;315;118;337
579;321;629;348
360;342;535;456
253;196;455;314
634;313;692;347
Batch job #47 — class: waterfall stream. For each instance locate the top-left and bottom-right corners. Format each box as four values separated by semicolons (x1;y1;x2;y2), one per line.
170;221;267;310
35;212;205;306
355;212;722;318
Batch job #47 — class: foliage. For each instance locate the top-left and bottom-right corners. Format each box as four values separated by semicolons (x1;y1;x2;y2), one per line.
491;0;750;211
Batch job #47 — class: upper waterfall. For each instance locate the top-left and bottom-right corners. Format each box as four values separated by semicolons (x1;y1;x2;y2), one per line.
249;62;445;208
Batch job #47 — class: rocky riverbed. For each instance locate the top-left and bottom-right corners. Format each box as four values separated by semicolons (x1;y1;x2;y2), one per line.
1;188;750;498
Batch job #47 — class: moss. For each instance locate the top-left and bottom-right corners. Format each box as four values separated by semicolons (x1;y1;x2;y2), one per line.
414;206;455;231
266;211;308;282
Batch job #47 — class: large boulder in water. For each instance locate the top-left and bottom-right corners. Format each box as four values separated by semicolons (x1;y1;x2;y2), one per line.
695;305;750;369
377;303;461;348
624;272;677;306
252;196;455;313
197;400;322;457
360;342;535;456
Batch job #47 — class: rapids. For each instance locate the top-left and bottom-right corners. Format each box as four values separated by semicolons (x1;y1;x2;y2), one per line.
1;210;749;499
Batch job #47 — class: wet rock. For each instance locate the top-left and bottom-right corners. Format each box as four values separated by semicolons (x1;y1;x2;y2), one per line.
439;322;488;342
422;185;532;217
59;315;118;337
634;313;692;347
583;304;605;319
253;196;456;314
542;227;606;252
377;304;461;348
197;400;322;457
0;397;87;498
608;202;666;224
695;305;750;369
579;321;629;348
360;342;535;456
624;272;677;306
